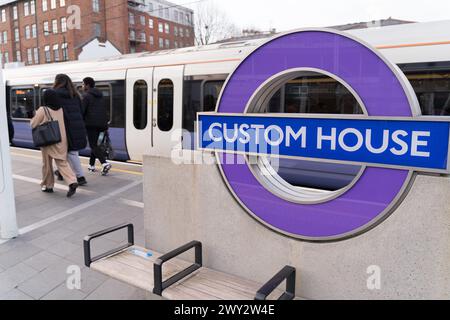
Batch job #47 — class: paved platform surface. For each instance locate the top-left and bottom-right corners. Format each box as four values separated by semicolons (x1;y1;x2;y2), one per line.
0;147;155;300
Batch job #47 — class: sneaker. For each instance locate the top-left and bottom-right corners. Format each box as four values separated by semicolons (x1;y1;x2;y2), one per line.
67;183;78;198
77;177;87;186
88;166;97;173
54;170;64;181
41;186;54;193
101;163;112;176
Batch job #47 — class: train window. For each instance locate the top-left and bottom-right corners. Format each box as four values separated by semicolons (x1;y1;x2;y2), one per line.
203;81;224;112
183;80;202;133
157;79;174;132
10;88;35;119
133;80;148;130
404;71;450;116
249;70;364;196
182;78;226;149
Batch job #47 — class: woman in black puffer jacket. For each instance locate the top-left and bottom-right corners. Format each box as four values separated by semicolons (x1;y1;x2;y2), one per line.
45;74;88;185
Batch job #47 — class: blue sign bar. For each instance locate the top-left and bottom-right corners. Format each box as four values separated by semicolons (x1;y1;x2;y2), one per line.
198;114;450;173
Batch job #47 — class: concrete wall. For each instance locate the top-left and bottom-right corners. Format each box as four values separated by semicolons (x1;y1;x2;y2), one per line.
143;152;450;300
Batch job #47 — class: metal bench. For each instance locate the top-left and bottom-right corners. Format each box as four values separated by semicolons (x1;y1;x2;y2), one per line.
84;223;297;300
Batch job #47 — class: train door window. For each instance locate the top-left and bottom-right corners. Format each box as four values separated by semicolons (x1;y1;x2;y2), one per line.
10;88;35;119
157;79;174;132
403;71;450;116
203;81;224;112
133;80;148;130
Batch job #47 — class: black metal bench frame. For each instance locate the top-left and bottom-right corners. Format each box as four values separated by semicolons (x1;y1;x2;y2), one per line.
83;223;296;300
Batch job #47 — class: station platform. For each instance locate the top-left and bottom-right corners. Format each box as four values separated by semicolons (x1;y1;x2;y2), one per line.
0;147;153;300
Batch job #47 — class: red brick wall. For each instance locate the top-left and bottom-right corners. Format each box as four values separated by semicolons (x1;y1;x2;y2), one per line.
0;0;195;66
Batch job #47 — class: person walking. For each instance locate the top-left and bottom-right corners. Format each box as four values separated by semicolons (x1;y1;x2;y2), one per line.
30;91;78;197
47;74;88;186
82;77;112;175
6;103;15;146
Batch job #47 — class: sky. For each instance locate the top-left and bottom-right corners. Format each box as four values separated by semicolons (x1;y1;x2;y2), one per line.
174;0;450;32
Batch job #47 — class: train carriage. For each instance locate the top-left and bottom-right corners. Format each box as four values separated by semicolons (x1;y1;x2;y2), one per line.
4;19;450;190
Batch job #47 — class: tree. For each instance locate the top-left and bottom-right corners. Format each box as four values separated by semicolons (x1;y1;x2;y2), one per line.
194;2;240;45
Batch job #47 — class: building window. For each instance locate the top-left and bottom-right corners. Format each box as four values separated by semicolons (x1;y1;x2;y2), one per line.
159;38;163;48
4;52;9;63
140;32;146;42
34;47;39;63
149;35;154;46
44;21;49;35
129;13;135;25
24;2;30;16
186;29;190;38
148;3;153;11
158;23;163;33
1;9;6;22
13;6;18;20
32;24;37;38
3;31;8;43
25;26;31;40
60;0;66;7
43;0;48;11
180;28;184;37
149;19;153;28
129;30;135;40
92;0;99;12
16;50;21;62
94;23;101;37
62;43;68;61
165;39;170;48
174;11;178;22
61;17;67;33
158;79;174;132
133;80;148;130
53;44;60;61
140;16;145;26
52;19;58;34
164;8;169;19
164;23;169;34
14;28;19;42
31;1;35;14
174;26;178;37
45;45;51;63
51;0;56;10
174;41;178;48
27;48;33;64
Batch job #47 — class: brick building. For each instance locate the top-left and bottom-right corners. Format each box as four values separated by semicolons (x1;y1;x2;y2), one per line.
0;0;195;67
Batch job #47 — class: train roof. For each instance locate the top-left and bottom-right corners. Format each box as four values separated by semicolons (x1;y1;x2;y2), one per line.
3;20;450;86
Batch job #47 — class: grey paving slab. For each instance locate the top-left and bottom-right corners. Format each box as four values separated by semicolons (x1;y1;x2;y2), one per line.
85;278;148;300
0;263;39;287
17;258;76;299
41;283;88;300
0;289;34;300
45;240;81;259
0;243;42;269
23;251;67;272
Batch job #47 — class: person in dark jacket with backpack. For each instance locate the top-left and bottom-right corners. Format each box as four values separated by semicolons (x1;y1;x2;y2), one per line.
6;103;15;146
46;74;88;186
82;77;112;175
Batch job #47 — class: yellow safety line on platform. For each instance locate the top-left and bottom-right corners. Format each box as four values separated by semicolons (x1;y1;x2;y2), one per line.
10;152;143;176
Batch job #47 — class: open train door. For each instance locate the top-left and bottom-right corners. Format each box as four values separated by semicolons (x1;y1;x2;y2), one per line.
150;65;184;157
125;67;154;162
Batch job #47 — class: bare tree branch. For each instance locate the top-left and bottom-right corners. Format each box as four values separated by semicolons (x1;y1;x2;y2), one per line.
194;2;240;45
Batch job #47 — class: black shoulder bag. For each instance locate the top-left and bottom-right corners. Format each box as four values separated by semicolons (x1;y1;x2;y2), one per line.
32;107;62;147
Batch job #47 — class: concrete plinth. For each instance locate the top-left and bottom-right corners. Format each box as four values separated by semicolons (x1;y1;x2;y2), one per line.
143;152;450;299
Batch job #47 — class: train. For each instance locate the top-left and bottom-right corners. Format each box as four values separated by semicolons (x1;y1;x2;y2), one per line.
3;20;450;191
